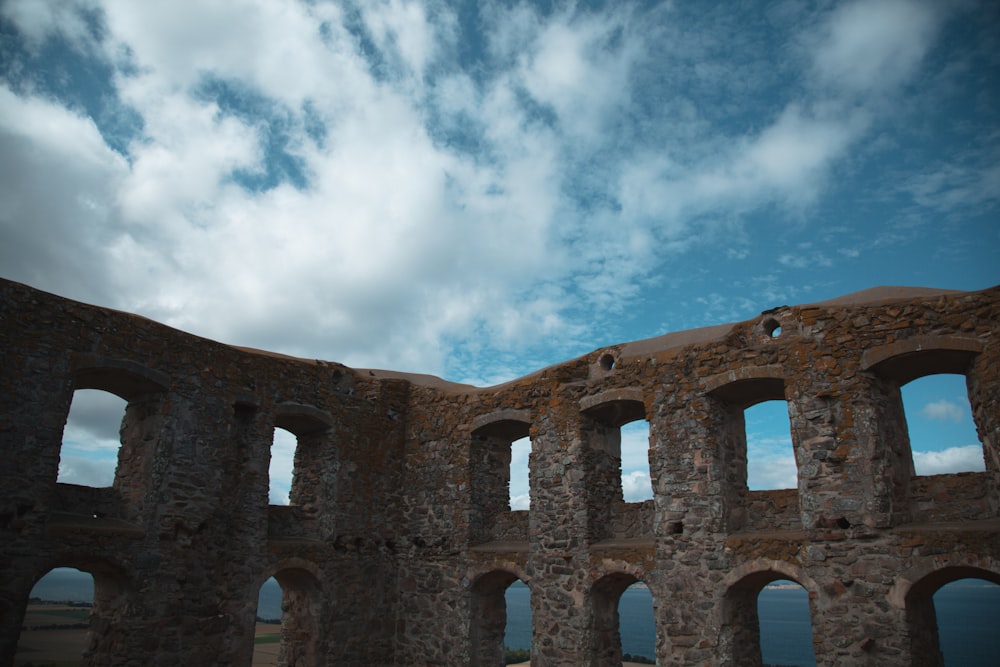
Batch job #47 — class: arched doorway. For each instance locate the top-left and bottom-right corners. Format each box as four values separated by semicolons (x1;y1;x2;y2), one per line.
253;567;322;667
470;570;530;666
723;569;816;667
905;566;1000;666
590;573;655;665
14;560;130;666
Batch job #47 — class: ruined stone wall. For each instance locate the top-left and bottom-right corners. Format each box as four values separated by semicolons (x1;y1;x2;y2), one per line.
1;277;998;666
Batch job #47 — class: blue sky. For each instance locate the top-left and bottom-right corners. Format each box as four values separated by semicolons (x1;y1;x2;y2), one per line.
1;0;997;503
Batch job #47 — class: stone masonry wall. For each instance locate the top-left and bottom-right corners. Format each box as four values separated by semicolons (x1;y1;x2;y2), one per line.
1;277;998;666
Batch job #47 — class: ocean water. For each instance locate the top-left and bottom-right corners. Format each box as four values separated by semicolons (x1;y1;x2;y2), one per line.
26;571;1000;665
504;579;1000;665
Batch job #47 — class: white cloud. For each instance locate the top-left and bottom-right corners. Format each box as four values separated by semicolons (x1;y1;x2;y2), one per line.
904;160;1000;214
0;0;102;52
913;445;985;476
747;452;798;491
920;399;967;422
618;103;866;239
747;429;798;491
621;421;652;502
510;493;531;511
778;250;834;270
58;456;116;488
57;390;124;486
811;0;942;95
0;0;990;391
361;0;441;82
518;9;638;141
622;470;652;503
0;87;129;303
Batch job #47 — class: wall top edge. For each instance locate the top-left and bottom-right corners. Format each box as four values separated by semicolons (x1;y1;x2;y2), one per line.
3;277;995;394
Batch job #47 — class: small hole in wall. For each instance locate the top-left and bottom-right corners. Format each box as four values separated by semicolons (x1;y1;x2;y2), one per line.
599;353;615;371
670;521;683;535
763;318;782;338
836;517;851;529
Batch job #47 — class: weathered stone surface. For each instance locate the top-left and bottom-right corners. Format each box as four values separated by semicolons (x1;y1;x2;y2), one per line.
1;278;998;666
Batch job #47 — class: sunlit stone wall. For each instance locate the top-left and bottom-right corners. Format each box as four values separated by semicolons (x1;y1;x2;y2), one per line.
1;277;998;666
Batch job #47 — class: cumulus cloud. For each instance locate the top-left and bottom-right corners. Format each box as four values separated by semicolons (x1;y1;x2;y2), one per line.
58;456;117;488
59;390;127;485
0;87;129;305
810;0;942;96
510;493;531;512
621;421;652;501
919;399;967;422
746;400;797;491
622;470;653;503
747;438;799;492
0;0;990;390
913;445;985;476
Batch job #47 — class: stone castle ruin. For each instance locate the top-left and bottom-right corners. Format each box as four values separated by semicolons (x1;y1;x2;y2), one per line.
1;277;998;666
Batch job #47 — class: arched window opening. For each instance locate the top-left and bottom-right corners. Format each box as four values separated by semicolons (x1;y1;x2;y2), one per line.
16;564;128;664
580;399;650;505
590;574;655;665
618;582;655;664
900;374;984;476
579;398;648;542
905;568;1000;665
757;580;815;667
504;579;532;664
510;436;531;510
470;417;531;543
272;403;332;513
254;576;282;666
470;571;530;667
254;570;320;667
16;568;94;662
725;573;815;667
744;400;796;491
706;375;796;532
933;578;1000;665
58;389;128;487
621;420;653;503
269;427;297;506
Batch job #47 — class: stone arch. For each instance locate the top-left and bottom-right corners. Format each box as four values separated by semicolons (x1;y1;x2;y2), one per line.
72;355;171;400
861;335;983;384
720;560;817;667
468;567;529;667
891;561;1000;667
273;402;333;436
470;411;532;544
588;563;653;667
703;365;786;407
259;555;323;587
579;389;647;423
18;554;133;665
256;557;324;667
